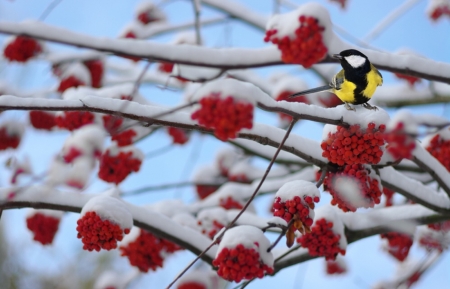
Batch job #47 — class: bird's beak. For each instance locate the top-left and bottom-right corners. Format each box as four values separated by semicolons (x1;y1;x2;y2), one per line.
332;54;343;60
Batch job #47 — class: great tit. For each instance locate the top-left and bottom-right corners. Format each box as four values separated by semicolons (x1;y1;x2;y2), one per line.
290;49;383;111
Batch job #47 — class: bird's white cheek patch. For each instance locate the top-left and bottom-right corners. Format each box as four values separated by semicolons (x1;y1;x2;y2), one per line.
345;55;366;68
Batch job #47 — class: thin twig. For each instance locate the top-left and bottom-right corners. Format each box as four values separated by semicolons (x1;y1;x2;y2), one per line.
267;219;294;252
39;0;63;21
316;168;327;188
150;101;198;120
131;61;153;98
192;0;203;45
145;144;174;159
165;119;298;289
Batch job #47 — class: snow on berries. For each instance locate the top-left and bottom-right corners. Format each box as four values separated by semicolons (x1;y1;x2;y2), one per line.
29;111;57;130
323;164;382;212
428;220;450;231
380;232;413;262
322;122;386;166
176;270;216;289
57;63;91;93
0;121;25;150
26;209;63;245
102;115;123;135
383;188;395;207
213;225;274;282
427;0;450;21
215;148;245;177
135;1;166;25
197;207;228;239
265;3;332;68
83;59;104;88
325;255;347;275
119;227;181;272
296;206;347;260
3;36;43;62
98;144;144;184
424;128;450;171
195;183;250;211
65;157;96;189
61;125;105;163
192;164;224;200
167;127;190;145
112;129;138;147
383;123;416;161
55;111;96;131
417;226;450;252
77;195;132;251
273;180;320;246
271;76;309;123
191;79;256;141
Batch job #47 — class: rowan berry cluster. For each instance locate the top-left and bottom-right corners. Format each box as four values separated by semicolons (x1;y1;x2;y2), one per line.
3;36;42;62
323;164;382;212
426;134;450;171
111;129;137;147
228;173;251;183
168;127;189;144
428;221;450;231
380;232;413;262
177;283;206;289
326;259;346;275
195;185;219;200
297;219;345;260
198;219;225;239
102;115;123;135
383;188;395;207
264;16;327;68
394;73;421;86
26;213;60;245
29;111;56;130
383;122;416;160
55;111;95;131
76;211;130;251
321;123;386;166
57;75;86;93
429;4;450;21
273;195;320;228
0;127;21;150
275;91;308;122
83;59;104;88
62;147;83;163
419;233;446;252
213;244;274;282
120;229;181;272
219;196;244;210
191;94;254;141
158;62;174;74
98;149;142;184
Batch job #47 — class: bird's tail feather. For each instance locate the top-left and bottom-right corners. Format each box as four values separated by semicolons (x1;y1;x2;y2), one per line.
289;85;332;98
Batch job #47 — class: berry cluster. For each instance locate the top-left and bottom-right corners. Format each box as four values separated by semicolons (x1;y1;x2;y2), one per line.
0;127;21;150
195;185;219;200
264;16;327;68
55;111;95;131
76;211;130;251
83;59;104;88
380;232;413;262
191;94;254;141
323;164;382;212
297;219;345;260
219;196;244;210
26;213;60;245
426;134;450;171
29;111;56;130
213;244;274;282
326;259;346;275
321;123;386;166
273;195;320;229
198;219;225;239
228;173;251;183
383;188;395;207
383;122;416;160
168;127;189;145
102;115;123;135
429;3;450;21
275;91;309;122
62;147;82;163
111;129;137;147
121;32;141;62
394;73;421;87
3;36;42;62
98;149;142;184
319;93;342;108
428;221;450;231
177;283;206;289
418;233;446;252
57;75;86;93
120;230;180;272
158;62;174;74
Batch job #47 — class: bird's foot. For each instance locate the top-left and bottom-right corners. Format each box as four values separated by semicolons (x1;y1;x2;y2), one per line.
344;103;356;111
362;103;378;111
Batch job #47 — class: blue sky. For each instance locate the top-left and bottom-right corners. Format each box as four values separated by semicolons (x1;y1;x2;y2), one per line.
0;0;449;288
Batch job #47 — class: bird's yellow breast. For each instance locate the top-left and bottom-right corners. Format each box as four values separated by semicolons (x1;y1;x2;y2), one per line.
362;66;383;98
334;80;357;103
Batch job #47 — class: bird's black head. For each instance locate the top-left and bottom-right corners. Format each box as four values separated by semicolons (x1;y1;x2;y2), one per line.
332;49;370;74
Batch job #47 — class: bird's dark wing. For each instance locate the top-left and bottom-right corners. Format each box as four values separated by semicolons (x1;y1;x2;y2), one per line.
331;69;345;90
288;85;332;98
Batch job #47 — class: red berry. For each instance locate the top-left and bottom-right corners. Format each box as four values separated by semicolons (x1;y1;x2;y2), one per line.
98;147;143;184
380;232;413;262
3;36;42;62
168;127;189;144
26;212;60;245
426;134;450;172
55;111;95;131
29;111;56;130
111;129;137;146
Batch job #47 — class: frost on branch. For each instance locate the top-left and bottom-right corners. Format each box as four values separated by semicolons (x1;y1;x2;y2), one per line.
265;3;332;68
273;180;320;246
325;255;347;275
297;206;347;260
427;0;450;21
98;143;144;184
77;194;132;251
423;127;450;172
213;225;274;282
3;36;43;62
191;79;256;141
323;164;382;212
383;110;417;161
380;232;414;262
119;227;182;272
0;120;25;151
61;124;105;163
26;209;63;245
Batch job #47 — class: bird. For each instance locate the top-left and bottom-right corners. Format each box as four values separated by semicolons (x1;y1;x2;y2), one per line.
290;49;383;111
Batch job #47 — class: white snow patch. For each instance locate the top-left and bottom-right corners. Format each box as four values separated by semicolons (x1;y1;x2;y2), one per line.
26;208;64;219
191;78;260;105
192;164;224;184
387;109;417;134
59;62;91;86
146;199;190;218
61;124;105;158
275;180;320;202
271;76;308;100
